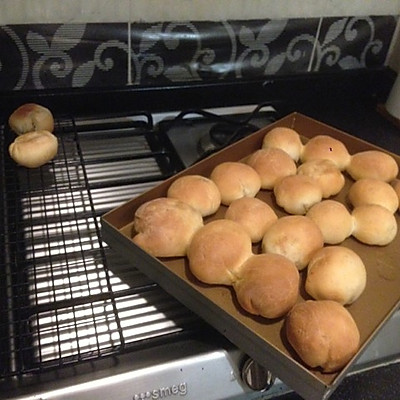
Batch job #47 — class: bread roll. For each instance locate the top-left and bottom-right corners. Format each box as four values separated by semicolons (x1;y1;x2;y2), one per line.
262;215;324;270
210;162;261;205
306;200;354;244
233;254;299;319
352;204;397;246
273;175;323;215
285;300;360;372
187;219;253;285
132;197;203;257
306;246;367;305
297;159;345;198
348;178;399;213
8;130;58;168
346;150;399;182
392;178;400;212
167;174;221;216
246;148;297;190
9;103;54;134
301;135;351;170
262;126;303;162
225;197;278;242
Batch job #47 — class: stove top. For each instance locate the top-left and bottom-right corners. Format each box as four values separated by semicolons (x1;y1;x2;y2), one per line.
1;69;400;400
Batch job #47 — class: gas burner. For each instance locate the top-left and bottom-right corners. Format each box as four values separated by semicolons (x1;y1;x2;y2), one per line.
162;104;279;167
197;122;259;160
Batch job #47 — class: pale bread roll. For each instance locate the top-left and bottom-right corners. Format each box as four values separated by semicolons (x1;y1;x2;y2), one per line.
301;135;351;170
132;197;203;257
273;175;323;215
8;130;58;168
246;148;297;189
352;204;397;246
210;161;261;205
306;200;354;244
187;219;253;285
9;103;54;134
346;150;399;182
262;126;303;162
233;253;299;319
225;197;278;242
285;300;360;372
392;179;400;212
167;174;221;216
348;178;399;213
262;215;324;270
297;159;345;198
306;246;367;305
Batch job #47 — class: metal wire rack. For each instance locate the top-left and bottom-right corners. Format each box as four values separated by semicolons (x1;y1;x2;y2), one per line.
0;113;201;378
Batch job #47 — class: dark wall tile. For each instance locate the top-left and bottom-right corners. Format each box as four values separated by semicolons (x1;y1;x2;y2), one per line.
130;18;320;86
0;16;397;91
0;23;129;91
311;16;397;72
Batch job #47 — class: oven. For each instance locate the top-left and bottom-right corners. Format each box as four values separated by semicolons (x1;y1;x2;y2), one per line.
1;71;400;400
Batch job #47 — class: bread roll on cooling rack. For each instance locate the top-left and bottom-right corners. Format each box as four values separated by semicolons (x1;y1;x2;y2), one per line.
351;204;397;246
285;300;360;373
305;246;367;305
262;215;324;270
132;197;203;258
300;135;351;170
348;178;399;214
233;253;299;319
246;148;297;190
306;200;354;244
9;103;54;134
225;197;278;243
167;174;221;217
187;219;253;285
210;161;261;206
8;130;58;168
273;174;323;215
346;150;399;182
262;126;304;162
297;159;345;198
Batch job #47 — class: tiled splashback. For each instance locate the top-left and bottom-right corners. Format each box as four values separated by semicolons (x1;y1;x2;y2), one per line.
0;16;397;91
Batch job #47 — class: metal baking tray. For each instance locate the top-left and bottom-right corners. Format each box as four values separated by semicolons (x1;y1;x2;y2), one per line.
101;112;400;400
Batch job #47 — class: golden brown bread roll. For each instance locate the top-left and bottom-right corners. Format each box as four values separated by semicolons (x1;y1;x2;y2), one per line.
306;200;354;244
132;197;203;257
8;130;58;168
285;300;360;372
273;174;323;215
246;148;297;190
392;178;400;212
262;215;324;270
352;204;397;246
300;135;351;170
167;174;221;216
346;150;399;182
187;219;253;285
233;253;299;319
210;161;261;206
9;103;54;134
348;178;399;213
224;197;278;243
262;126;304;161
305;246;367;305
297;159;345;198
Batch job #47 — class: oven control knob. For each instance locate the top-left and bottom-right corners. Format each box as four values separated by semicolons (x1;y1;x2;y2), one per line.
241;357;275;392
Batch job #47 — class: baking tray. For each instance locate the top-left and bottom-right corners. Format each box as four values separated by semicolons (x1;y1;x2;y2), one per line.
101;112;400;400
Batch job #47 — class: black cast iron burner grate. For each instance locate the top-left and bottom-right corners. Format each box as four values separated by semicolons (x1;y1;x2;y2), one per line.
0;113;199;378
